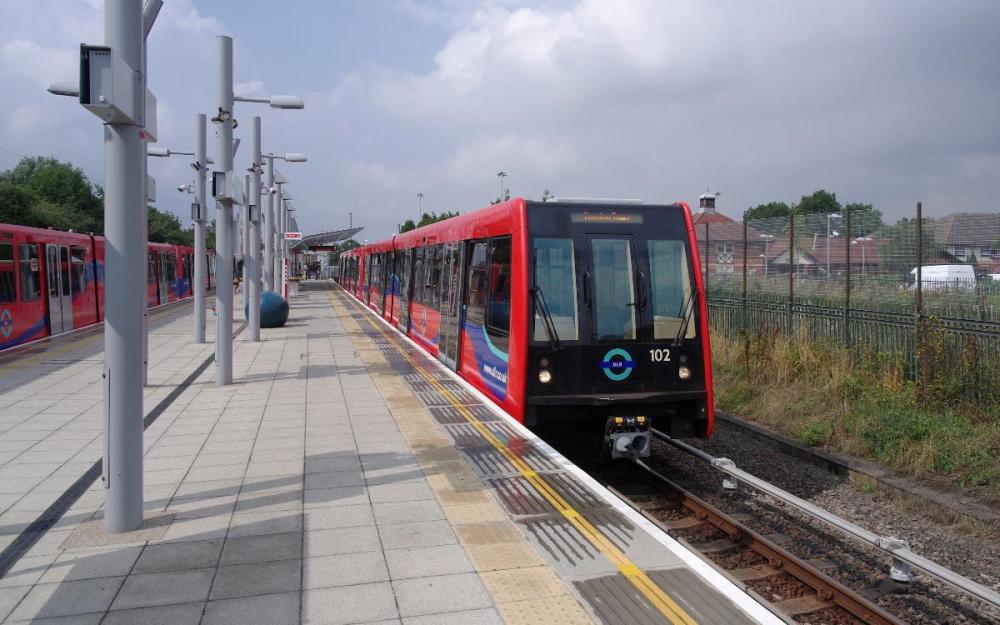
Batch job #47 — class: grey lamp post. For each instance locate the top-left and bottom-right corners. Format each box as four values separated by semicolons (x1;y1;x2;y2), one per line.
213;35;303;386
496;171;507;202
148;118;214;344
852;237;873;278
46;0;161;533
758;233;775;277
261;153;306;293
826;213;842;280
417;192;423;223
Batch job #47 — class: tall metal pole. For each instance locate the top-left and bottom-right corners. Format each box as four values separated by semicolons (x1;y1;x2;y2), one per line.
249;117;262;340
193;114;207;343
275;186;284;296
844;206;852;347
214;35;234;385
241;176;250;312
788;215;795;335
279;192;287;297
103;0;145;533
263;156;275;291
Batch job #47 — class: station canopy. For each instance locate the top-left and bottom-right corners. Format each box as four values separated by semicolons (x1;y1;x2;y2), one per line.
290;227;364;252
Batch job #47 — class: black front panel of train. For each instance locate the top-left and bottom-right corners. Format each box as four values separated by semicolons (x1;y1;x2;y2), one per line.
523;202;707;434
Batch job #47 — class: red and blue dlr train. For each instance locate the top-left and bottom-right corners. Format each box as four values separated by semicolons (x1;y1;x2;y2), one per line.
0;223;208;351
338;198;713;457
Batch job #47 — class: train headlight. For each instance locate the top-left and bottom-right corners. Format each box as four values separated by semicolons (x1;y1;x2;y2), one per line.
539;369;553;384
678;366;691;380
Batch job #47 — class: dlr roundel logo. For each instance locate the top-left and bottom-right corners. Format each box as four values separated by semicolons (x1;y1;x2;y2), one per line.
600;348;635;381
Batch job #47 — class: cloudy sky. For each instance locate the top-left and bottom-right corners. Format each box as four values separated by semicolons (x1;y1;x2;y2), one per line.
1;0;998;240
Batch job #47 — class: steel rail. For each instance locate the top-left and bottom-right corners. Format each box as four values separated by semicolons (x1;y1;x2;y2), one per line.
652;429;1000;611
627;459;907;625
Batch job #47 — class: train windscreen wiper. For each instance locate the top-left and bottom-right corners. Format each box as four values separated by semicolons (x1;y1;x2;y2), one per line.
531;248;561;351
672;290;696;347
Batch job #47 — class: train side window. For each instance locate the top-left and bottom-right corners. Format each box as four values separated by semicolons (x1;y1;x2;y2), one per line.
148;253;156;284
398;249;411;300
427;245;442;308
59;246;71;297
485;237;511;352
465;241;488;327
70;247;87;294
0;242;15;303
413;247;427;304
19;244;41;302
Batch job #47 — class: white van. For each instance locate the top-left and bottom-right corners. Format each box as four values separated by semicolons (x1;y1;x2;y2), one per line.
910;264;976;292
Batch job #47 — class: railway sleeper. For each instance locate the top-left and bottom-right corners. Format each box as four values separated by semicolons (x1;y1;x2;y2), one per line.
773;594;836;617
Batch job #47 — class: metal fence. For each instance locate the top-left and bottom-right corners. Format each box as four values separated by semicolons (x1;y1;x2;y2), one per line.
698;203;1000;405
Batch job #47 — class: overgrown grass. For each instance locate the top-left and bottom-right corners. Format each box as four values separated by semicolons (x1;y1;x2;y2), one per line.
711;326;1000;504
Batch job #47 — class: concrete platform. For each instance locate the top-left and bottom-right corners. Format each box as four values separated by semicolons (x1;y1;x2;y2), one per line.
0;284;782;625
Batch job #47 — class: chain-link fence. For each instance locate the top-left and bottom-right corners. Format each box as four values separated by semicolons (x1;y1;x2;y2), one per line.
699;204;1000;405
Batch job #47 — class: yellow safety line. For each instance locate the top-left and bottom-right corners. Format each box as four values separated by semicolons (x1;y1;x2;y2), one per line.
332;290;699;625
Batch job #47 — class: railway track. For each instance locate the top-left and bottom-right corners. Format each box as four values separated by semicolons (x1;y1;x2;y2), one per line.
558;432;1000;625
608;461;902;625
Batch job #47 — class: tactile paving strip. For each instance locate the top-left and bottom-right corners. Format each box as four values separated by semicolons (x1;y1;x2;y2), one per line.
648;569;757;625
461;444;561;478
429;404;501;425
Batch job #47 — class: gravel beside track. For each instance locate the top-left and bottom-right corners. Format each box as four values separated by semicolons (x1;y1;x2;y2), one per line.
646;420;1000;625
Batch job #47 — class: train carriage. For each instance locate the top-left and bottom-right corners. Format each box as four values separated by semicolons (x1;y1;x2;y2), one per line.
1;223;207;351
339;198;714;458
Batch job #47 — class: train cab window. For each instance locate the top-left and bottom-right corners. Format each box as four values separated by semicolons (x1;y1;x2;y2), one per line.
648;240;696;340
59;246;71;297
532;238;579;341
70;247;87;294
19;244;40;302
591;239;636;340
485;237;512;352
0;242;15;303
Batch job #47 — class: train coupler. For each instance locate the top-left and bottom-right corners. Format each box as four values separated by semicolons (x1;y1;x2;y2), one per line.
605;416;651;460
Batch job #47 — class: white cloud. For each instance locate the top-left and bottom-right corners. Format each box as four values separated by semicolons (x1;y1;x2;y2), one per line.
235;80;265;97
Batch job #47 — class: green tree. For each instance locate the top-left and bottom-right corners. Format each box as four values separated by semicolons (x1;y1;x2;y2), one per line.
147;207;192;245
328;238;361;263
797;189;841;216
399;219;416;233
878;217;936;275
744;201;791;221
0;157;103;232
843;202;884;236
417;211;458;227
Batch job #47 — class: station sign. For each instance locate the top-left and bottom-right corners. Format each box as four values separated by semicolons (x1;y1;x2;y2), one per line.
284;232;303;240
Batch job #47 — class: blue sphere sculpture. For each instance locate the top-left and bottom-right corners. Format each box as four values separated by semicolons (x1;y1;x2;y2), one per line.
245;291;289;328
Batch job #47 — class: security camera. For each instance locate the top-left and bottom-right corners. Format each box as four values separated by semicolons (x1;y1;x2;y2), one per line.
190;162;201;171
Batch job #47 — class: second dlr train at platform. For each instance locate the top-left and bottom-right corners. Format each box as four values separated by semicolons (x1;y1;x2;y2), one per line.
337;198;713;458
0;223;210;351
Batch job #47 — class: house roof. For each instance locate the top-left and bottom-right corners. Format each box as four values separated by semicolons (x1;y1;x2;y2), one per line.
692;210;765;242
930;212;1000;247
764;236;881;264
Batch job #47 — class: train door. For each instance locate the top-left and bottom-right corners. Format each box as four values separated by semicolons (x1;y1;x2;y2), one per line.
45;244;73;334
437;242;464;370
397;249;412;333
